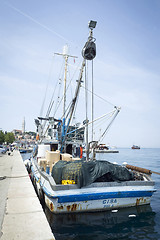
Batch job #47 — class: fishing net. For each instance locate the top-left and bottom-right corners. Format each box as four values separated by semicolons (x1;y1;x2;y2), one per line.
51;160;134;188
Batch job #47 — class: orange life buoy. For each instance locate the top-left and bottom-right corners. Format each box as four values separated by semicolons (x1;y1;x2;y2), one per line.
80;146;83;158
36;134;39;141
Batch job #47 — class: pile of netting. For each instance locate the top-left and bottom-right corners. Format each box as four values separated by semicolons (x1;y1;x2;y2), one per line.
51;160;134;188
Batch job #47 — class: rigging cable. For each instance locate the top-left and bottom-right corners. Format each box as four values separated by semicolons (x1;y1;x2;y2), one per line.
98;107;120;143
81;84;116;107
91;59;94;142
65;109;117;141
64;60;82;119
41;56;64;136
46;55;64;118
53;59;82;118
88;111;116;141
85;60;89;161
39;55;55;117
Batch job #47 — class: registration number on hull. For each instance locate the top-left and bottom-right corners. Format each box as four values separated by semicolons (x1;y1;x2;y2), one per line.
103;199;117;208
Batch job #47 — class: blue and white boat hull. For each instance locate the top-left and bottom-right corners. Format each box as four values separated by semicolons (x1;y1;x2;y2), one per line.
44;186;155;213
31;161;156;213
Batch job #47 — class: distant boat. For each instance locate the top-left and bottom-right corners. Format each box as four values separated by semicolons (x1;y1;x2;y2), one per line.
132;145;140;150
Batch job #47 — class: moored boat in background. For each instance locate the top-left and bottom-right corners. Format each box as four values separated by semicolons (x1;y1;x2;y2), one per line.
95;143;119;153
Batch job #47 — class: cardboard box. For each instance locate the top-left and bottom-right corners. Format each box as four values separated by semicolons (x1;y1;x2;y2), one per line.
61;153;72;161
38;158;47;171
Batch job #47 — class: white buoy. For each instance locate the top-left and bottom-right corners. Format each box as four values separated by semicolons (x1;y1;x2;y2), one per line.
128;214;136;217
122;162;127;166
112;209;118;213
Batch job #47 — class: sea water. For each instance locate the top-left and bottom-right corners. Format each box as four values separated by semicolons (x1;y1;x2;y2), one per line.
21;152;32;161
44;148;160;240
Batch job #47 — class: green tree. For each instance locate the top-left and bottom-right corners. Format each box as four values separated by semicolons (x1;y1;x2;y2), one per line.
5;132;15;144
0;131;5;144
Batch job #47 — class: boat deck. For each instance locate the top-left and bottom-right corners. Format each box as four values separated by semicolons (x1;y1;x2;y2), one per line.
33;159;155;192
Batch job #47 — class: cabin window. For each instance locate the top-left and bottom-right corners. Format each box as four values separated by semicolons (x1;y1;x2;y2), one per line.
66;144;72;155
50;144;58;151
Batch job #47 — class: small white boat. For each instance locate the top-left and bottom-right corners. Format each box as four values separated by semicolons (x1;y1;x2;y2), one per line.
94;144;119;153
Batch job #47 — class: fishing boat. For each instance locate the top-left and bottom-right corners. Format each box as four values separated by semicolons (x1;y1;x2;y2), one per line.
132;145;140;150
28;21;156;214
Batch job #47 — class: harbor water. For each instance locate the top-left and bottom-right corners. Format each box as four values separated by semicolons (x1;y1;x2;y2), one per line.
22;148;160;240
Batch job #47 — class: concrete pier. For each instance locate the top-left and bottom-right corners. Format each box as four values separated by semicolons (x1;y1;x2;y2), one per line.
0;151;55;240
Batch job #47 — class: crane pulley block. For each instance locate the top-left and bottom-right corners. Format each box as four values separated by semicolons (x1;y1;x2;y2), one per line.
82;41;96;60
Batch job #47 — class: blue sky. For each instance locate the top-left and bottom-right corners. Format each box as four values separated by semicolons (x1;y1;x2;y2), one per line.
0;0;160;148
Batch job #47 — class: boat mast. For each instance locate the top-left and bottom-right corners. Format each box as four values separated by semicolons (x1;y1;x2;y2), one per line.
63;53;68;120
55;48;77;151
62;52;68;141
60;59;85;152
